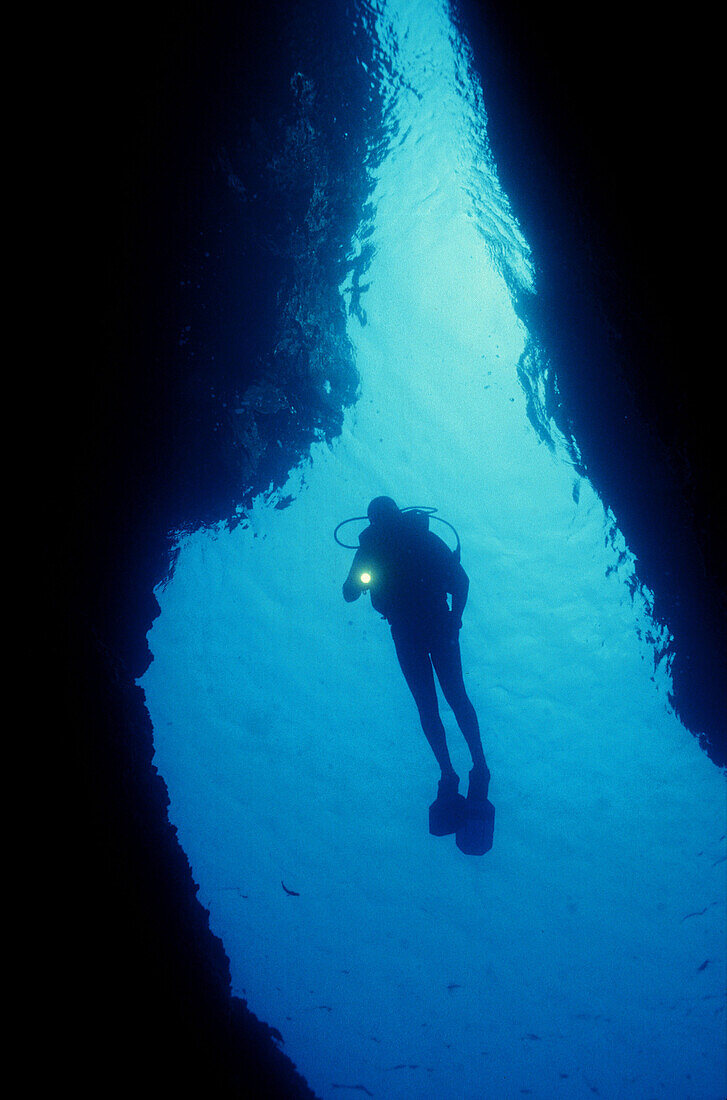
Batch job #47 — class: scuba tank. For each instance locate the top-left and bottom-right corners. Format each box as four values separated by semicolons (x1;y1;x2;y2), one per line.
334;506;461;562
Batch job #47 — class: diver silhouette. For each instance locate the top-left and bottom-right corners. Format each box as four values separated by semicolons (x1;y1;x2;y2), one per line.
342;496;493;852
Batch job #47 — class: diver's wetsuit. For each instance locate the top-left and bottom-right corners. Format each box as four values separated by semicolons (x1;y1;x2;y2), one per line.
343;512;486;781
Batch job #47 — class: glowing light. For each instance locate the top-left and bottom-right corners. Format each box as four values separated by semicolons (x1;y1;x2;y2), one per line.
360;572;371;585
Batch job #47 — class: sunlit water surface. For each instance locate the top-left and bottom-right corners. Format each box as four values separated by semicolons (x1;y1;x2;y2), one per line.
141;1;726;1096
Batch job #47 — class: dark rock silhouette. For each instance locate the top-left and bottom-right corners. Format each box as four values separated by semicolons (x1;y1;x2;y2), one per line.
50;0;725;1094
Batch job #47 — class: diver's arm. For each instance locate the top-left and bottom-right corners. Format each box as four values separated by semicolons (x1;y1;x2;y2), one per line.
343;575;361;602
342;550;367;602
450;562;469;628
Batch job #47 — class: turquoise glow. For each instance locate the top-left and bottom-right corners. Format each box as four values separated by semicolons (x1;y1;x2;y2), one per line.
140;1;726;1096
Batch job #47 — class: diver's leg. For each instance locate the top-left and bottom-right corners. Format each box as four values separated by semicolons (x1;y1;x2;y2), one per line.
392;630;456;779
431;634;488;776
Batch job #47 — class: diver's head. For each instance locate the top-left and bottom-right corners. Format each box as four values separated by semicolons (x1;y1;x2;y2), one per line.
367;496;401;527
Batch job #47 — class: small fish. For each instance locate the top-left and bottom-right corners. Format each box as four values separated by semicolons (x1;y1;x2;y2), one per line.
697;959;709;971
281;880;300;896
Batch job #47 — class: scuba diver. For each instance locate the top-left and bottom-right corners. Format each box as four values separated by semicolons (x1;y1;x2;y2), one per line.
339;496;494;854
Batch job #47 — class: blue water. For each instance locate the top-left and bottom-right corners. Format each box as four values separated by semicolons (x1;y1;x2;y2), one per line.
139;1;726;1096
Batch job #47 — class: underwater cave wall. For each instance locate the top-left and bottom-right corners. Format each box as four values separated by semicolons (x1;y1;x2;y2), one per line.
56;0;725;1093
59;1;381;1094
454;0;726;764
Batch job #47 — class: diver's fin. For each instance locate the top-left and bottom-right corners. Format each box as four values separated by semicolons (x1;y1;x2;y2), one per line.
456;799;495;855
429;775;466;836
456;768;495;855
429;793;466;836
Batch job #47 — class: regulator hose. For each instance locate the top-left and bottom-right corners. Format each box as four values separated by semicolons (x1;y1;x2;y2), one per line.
333;506;461;561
